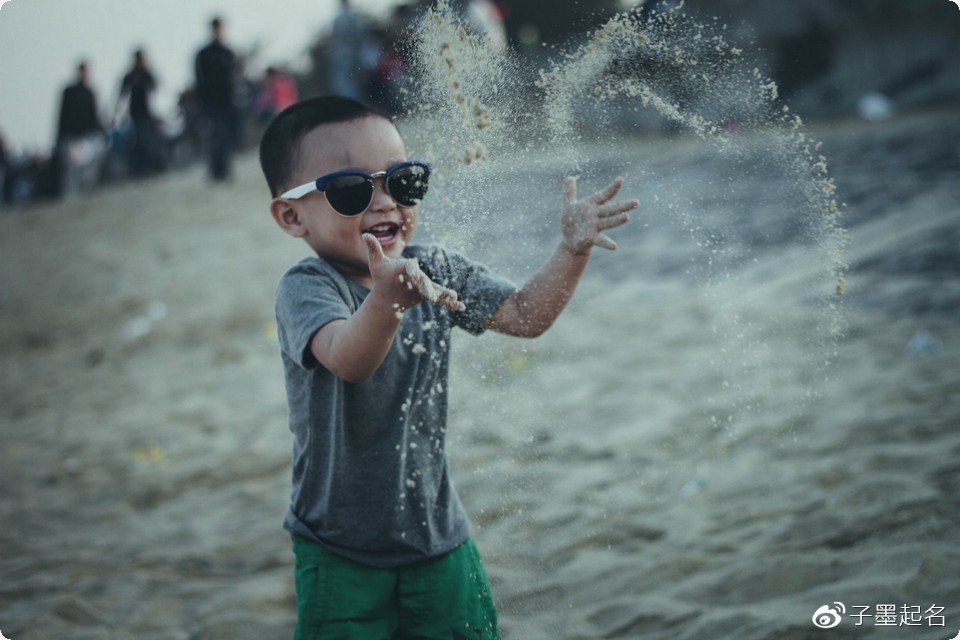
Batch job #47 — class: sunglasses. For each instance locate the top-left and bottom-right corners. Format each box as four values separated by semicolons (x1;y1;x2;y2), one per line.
279;161;432;217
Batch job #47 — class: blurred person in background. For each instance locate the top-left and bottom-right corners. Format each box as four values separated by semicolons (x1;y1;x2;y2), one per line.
115;48;166;177
54;61;106;197
195;16;238;182
367;3;419;115
329;0;377;101
256;66;299;125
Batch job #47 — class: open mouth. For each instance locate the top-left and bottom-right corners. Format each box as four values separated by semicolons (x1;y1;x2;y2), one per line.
363;222;401;246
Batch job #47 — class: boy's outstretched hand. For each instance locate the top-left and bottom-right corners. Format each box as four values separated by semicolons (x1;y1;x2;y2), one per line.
363;234;465;313
561;176;638;255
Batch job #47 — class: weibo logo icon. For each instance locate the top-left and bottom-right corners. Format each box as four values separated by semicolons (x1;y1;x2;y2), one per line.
812;602;846;629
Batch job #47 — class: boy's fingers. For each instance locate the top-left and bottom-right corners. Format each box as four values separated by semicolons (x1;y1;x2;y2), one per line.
363;234;386;265
414;271;465;312
563;176;578;206
404;259;425;286
598;212;630;230
436;288;466;312
595;233;618;251
590;176;624;204
415;273;438;299
405;262;439;298
598;199;639;217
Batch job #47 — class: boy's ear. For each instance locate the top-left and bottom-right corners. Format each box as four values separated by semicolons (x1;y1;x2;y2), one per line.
270;198;307;238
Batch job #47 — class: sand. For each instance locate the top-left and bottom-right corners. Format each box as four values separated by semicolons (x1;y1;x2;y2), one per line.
1;106;959;639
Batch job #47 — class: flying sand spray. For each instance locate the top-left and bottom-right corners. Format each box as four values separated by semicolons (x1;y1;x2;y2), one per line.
401;0;849;423
406;0;847;288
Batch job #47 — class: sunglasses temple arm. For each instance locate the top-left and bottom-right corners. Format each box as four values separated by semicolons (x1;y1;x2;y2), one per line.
280;182;319;199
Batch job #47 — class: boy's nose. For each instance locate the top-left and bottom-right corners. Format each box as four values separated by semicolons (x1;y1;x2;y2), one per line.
368;177;397;212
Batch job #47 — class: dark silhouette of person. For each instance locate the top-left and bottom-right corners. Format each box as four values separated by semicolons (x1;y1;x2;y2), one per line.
195;16;237;182
57;61;103;144
117;48;165;176
55;61;105;196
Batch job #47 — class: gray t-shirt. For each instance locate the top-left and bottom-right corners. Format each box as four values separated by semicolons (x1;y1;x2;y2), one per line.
275;244;516;567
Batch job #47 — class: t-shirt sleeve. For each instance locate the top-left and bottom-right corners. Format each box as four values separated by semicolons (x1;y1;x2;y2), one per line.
416;246;517;335
275;260;354;369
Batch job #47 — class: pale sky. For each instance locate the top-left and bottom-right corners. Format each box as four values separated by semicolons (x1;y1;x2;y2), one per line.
0;0;402;152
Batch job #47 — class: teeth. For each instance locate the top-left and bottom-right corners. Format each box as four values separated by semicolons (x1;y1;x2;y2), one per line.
366;223;396;233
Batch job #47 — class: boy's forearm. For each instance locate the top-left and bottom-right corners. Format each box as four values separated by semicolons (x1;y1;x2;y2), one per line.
311;291;402;382
487;174;633;337
488;242;589;338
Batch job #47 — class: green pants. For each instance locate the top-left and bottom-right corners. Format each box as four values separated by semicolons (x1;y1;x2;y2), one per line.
292;536;499;640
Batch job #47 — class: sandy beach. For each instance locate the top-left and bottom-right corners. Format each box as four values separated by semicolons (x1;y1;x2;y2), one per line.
1;106;959;640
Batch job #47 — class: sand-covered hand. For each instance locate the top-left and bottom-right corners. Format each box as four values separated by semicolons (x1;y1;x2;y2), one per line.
561;176;638;254
363;234;465;313
402;259;465;312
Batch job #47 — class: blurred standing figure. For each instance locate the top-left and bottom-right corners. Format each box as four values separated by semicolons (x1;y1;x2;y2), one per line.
329;0;368;100
116;49;165;177
58;62;103;143
195;16;237;182
56;61;105;196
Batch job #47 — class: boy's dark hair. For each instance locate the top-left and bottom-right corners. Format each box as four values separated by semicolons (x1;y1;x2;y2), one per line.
259;95;389;197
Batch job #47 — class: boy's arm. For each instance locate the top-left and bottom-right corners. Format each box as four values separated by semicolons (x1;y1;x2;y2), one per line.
486;176;637;338
310;234;465;383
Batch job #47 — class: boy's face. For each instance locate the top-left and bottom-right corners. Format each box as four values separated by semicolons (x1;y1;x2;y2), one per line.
273;116;418;282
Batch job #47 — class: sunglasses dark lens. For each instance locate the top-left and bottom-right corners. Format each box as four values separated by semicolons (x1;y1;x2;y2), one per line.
325;175;373;216
387;165;430;207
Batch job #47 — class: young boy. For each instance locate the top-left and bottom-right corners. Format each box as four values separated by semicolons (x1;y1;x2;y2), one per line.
259;96;637;639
